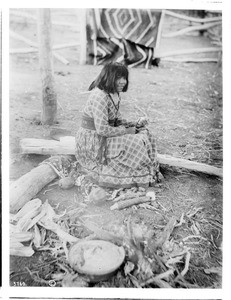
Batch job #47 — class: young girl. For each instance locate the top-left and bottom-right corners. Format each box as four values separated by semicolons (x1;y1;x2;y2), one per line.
75;62;162;188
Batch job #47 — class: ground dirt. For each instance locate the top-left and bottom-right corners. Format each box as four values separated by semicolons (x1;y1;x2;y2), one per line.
9;9;222;288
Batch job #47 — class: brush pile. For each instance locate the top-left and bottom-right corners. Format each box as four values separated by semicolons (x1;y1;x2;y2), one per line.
10;183;222;288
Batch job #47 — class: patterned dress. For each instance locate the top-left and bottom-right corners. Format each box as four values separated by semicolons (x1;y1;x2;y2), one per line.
75;88;159;188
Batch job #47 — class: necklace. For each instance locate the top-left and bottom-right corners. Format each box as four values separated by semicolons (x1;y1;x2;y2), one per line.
108;93;121;112
108;93;121;126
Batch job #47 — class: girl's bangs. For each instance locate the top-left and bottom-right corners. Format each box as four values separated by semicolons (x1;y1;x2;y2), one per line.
115;65;128;79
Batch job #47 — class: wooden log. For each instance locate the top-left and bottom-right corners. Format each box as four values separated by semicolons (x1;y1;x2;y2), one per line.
20;138;75;155
162;21;221;38
157;153;222;177
155;47;222;58
161;57;218;63
19;137;223;178
10;43;80;54
10;164;58;213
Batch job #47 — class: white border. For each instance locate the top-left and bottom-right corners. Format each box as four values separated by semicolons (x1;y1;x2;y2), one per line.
2;0;230;300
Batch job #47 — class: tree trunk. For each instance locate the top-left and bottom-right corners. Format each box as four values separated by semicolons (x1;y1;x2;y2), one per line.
37;8;57;125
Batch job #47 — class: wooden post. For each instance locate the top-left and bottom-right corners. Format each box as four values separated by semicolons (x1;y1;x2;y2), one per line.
155;10;165;50
91;9;98;66
79;9;87;65
37;8;57;125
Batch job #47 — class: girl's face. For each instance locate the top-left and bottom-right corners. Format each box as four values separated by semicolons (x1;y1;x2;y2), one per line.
115;77;127;93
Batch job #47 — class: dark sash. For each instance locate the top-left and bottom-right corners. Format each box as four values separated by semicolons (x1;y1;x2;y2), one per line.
81;114;119;130
81;114;96;130
81;114;119;165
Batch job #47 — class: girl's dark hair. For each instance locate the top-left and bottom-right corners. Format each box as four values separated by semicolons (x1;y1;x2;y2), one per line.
88;62;129;93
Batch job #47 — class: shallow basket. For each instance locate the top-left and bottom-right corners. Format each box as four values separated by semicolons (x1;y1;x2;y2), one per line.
68;239;126;282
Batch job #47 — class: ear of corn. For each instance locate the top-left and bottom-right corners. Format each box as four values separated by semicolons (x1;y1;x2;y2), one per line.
10;197;78;257
10;231;34;243
33;224;42;248
13;198;42;221
10;245;35;257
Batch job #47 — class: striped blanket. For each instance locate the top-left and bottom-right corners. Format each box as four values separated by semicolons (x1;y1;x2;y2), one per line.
87;9;162;68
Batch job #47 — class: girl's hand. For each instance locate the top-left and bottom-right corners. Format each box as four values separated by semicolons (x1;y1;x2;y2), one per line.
126;127;136;134
136;127;148;133
136;117;149;128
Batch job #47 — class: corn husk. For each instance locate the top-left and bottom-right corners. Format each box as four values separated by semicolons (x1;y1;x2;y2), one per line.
38;217;79;243
10;223;21;234
33;224;42;248
88;187;107;202
59;177;75;189
10;245;34;257
11;231;34;243
10;239;25;248
12;198;42;221
41;200;66;221
16;200;64;232
17;217;34;232
10;198;75;254
16;208;46;232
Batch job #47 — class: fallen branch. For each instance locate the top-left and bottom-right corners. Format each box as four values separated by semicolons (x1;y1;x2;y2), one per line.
19;137;223;177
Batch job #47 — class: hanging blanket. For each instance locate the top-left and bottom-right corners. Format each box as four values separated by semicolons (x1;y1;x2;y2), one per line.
87;9;162;68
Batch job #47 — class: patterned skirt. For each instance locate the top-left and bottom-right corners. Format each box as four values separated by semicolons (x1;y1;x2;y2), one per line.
75;128;159;189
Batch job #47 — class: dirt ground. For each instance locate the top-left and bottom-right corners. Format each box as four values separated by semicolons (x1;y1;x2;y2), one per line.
9;9;222;288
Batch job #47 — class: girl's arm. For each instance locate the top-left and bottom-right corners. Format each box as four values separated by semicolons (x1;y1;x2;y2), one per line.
116;111;137;127
92;95;128;137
